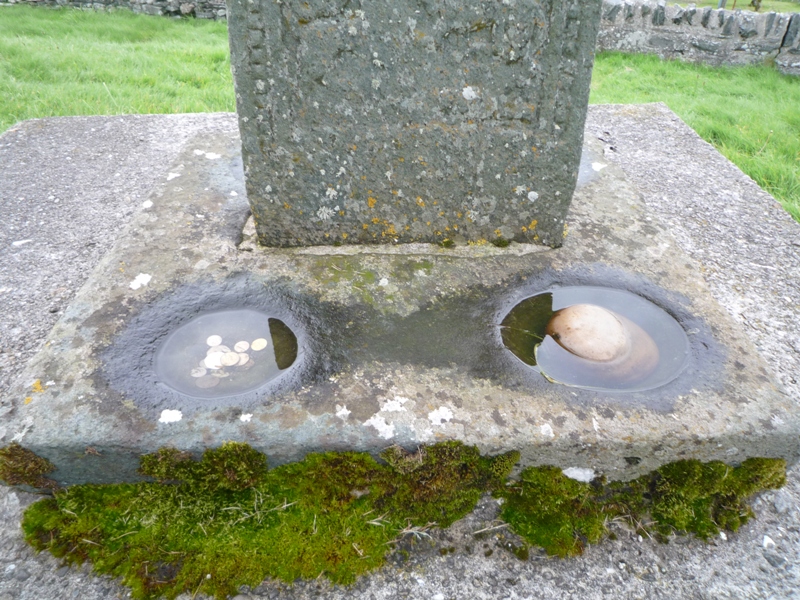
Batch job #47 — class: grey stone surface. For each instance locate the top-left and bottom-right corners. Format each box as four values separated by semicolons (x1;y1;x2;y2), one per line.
2;107;799;487
2;106;800;598
596;0;798;72
227;0;603;248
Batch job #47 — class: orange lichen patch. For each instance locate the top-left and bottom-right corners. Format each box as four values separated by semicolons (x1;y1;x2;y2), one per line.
426;221;431;226
283;202;291;209
362;224;369;230
529;220;538;230
385;224;397;236
439;211;445;217
351;144;357;151
457;212;463;218
339;210;345;216
342;233;349;239
398;157;405;162
494;229;502;237
391;190;399;196
31;380;45;394
372;217;380;224
452;225;458;230
368;197;377;208
416;197;425;207
24;397;33;405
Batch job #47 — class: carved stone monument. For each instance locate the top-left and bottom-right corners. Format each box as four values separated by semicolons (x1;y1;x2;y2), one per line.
227;0;603;247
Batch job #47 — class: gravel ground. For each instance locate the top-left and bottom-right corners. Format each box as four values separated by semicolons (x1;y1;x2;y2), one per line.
1;106;799;599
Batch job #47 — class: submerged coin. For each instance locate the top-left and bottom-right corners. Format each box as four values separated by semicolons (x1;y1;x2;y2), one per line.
190;367;207;378
204;353;222;370
195;375;220;388
237;352;250;366
234;341;250;352
251;338;268;351
221;352;241;367
207;345;231;356
206;335;222;347
211;370;231;378
241;359;256;370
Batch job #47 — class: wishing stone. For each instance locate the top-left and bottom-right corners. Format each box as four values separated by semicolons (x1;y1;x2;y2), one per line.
228;0;603;247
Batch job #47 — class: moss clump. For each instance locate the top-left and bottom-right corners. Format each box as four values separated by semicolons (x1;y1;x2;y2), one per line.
499;458;786;557
0;442;57;489
491;237;510;248
438;238;456;249
22;441;514;600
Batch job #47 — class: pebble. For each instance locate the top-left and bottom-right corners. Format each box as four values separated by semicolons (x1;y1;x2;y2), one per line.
763;551;786;569
56;565;70;577
15;567;31;581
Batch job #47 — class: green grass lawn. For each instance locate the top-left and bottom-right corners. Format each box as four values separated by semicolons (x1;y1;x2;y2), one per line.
0;5;798;220
690;0;799;12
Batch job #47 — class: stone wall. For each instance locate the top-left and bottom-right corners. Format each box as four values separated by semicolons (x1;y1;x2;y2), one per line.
0;0;227;20
597;0;800;75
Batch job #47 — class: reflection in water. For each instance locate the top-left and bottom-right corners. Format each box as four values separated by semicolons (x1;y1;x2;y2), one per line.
501;287;689;392
155;309;297;398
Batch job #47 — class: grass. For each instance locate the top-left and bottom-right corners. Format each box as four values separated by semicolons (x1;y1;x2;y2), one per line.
0;6;797;219
0;5;234;132
690;0;800;12
591;52;800;220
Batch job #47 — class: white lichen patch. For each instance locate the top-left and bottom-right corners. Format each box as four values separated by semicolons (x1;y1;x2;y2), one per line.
428;406;453;426
166;172;181;181
562;467;596;483
527;191;539;203
514;185;526;196
462;86;478;100
364;414;395;439
380;396;408;412
159;409;182;424
540;423;554;438
591;162;608;172
317;206;335;221
142;200;154;209
239;413;253;422
129;273;152;290
335;404;351;420
378;277;389;287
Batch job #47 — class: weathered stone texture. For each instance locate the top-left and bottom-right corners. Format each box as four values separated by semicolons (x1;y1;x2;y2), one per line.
228;0;603;247
597;0;798;73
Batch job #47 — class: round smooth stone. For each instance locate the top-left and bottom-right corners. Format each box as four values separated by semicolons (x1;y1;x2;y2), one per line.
195;375;220;388
234;341;250;352
545;304;631;362
251;338;268;351
190;367;207;378
220;352;241;367
204;353;223;370
206;335;222;347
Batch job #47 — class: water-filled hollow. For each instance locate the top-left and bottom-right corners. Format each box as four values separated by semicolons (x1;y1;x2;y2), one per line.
154;309;298;398
500;287;689;392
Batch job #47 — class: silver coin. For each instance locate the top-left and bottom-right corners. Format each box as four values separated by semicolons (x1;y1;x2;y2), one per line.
206;335;222;347
211;370;230;378
195;375;220;388
220;351;241;367
237;352;250;366
204;353;222;370
234;341;250;352
207;345;231;356
190;367;207;378
251;338;268;351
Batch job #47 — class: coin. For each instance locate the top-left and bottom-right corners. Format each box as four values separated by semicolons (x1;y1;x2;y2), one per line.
220;352;241;367
237;352;250;366
195;375;220;388
206;335;222;347
240;359;256;370
190;367;207;378
234;341;250;352
211;370;230;378
204;353;222;370
251;338;268;351
207;345;231;355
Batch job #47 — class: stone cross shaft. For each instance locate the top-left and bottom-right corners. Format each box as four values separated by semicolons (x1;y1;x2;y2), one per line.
228;0;602;247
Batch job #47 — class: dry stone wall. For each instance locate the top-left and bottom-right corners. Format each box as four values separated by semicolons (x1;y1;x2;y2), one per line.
0;0;227;20
597;0;800;75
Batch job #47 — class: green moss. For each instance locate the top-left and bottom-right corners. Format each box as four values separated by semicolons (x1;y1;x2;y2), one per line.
499;458;786;557
0;442;58;489
22;441;511;600
491;237;510;248
439;239;456;249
